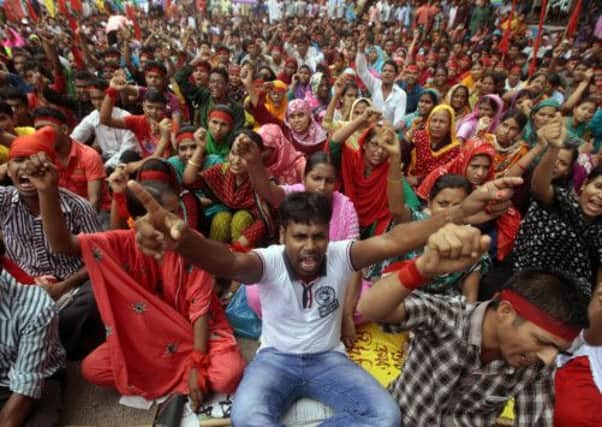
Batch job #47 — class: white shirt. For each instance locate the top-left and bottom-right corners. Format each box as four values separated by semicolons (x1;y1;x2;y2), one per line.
253;240;355;354
285;43;324;72
356;52;407;128
71;107;138;169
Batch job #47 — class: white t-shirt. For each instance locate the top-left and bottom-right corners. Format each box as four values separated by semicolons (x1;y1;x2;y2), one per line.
253;240;355;354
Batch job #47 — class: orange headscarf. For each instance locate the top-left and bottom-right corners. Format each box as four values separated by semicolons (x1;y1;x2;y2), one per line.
9;126;57;162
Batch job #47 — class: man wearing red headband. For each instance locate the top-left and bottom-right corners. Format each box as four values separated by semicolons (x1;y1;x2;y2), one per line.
0;126;103;361
359;227;590;426
33;108;106;211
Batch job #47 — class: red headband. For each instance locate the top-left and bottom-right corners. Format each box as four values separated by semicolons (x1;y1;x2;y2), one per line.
208;110;234;126
9;126;57;162
139;170;170;182
145;66;166;77
175;132;195;144
499;289;580;342
34;116;64;128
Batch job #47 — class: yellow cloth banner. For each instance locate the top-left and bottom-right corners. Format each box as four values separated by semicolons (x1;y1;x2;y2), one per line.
43;0;56;17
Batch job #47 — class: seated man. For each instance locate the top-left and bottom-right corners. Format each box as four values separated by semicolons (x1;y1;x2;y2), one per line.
70;78;138;170
0;243;65;427
125;166;520;426
359;240;590;425
33;107;106;211
26;153;245;411
0;128;103;360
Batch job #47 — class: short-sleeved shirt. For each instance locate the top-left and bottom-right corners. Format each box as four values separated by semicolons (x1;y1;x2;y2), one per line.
0;270;65;398
513;186;602;297
386;293;555;426
123;115;159;157
57;140;106;200
253;240;355;354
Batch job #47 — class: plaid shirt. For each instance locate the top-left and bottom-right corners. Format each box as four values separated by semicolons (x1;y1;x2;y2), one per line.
385;292;554;427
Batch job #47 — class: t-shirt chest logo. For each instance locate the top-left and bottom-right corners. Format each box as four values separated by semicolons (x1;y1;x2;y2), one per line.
315;286;339;318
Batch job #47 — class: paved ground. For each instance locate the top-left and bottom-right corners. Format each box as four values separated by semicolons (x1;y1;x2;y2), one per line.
59;338;259;427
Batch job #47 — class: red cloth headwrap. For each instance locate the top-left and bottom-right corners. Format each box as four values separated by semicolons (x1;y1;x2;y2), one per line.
499;289;580;342
9;126;57;162
208;110;234;126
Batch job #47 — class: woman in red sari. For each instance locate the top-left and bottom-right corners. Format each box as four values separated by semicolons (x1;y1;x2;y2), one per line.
407;104;461;185
25;153;245;411
417;138;522;261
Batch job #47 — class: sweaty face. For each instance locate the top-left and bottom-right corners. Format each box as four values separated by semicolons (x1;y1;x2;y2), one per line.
532;106;558;130
143;101;166;122
303;163;337;200
283;222;330;280
495;118;521;148
208;116;232;141
552;148;574;180
495;304;571;368
579;175;602;218
363;135;389;169
428;111;451;140
465;154;491;186
228;139;249;175
428;187;467;215
8;157;37;196
288;111;310;134
417;95;435;116
573;102;596;124
208;73;227;100
478;101;495;119
451;88;468;110
381;64;397;85
177;139;197;161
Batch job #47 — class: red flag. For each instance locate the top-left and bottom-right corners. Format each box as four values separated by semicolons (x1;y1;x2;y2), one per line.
125;4;142;40
4;0;26;21
566;0;582;38
57;0;68;14
70;0;82;13
529;0;547;78
165;0;171;12
26;0;40;22
498;0;516;54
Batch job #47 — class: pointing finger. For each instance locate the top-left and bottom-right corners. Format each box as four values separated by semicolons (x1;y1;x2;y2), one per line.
127;180;163;215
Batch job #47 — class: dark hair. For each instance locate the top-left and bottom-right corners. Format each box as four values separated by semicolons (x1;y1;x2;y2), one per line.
119;149;142;164
73;70;93;81
258;66;277;82
88;78;108;91
298;64;312;74
176;125;196;138
342;82;359;97
382;59;398;74
33;107;67;125
479;96;498;112
497;269;589;330
586;165;602;183
279;191;332;227
235;129;264;150
304;152;336;177
144;60;168;76
210;66;229;84
575;97;597;108
501;109;528;131
143;88;167;104
419;90;439;105
3;87;28;104
429;174;472;200
126;180;176;219
0;102;13;117
103;47;121;59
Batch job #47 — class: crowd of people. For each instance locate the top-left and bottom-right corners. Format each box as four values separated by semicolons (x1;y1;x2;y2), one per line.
0;0;601;425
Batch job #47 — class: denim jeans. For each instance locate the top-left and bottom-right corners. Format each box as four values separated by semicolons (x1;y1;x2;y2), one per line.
231;348;401;427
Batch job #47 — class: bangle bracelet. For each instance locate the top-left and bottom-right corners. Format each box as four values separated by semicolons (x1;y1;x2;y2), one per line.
187;159;201;168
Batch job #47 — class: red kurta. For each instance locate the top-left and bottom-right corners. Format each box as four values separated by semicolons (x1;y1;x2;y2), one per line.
79;230;244;399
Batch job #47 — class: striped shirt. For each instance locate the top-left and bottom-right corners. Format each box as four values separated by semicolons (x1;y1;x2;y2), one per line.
0;270;65;398
0;186;100;279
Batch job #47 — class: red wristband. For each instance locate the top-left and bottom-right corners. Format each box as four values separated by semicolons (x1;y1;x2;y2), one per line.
188;351;210;393
105;87;118;103
397;259;428;290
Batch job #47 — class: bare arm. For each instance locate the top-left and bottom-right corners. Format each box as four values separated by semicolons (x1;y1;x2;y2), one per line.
530;117;565;206
460;271;480;303
87;180;103;211
0;393;33;427
505;139;547;178
182;131;206;186
561;75;592;114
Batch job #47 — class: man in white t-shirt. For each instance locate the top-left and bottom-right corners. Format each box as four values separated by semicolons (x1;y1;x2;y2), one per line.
128;175;522;426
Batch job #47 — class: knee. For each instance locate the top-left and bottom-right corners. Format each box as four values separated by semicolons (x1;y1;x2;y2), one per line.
371;398;401;427
208;352;246;394
209;212;233;242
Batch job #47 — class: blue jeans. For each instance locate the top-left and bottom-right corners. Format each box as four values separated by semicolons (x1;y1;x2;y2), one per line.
231;348;401;427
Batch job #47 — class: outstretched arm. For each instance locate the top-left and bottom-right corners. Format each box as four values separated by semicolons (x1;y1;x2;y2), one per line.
128;180;264;283
358;224;490;323
23;153;81;257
